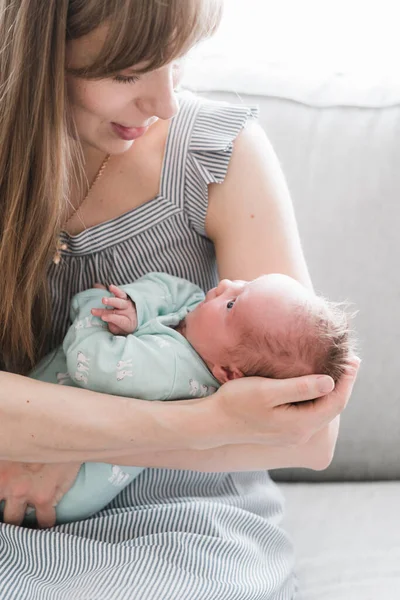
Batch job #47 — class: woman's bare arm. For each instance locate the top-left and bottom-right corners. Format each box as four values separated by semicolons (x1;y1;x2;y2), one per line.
0;372;206;461
86;367;354;473
206;120;353;458
206;120;314;289
97;427;336;472
0;364;354;467
0;363;357;529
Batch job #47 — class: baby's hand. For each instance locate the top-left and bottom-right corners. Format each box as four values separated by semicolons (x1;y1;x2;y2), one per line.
91;284;138;335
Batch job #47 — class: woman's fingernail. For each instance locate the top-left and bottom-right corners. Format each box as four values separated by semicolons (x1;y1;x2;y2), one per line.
317;376;335;394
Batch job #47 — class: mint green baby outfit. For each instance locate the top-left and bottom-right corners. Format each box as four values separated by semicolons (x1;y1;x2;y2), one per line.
25;273;220;525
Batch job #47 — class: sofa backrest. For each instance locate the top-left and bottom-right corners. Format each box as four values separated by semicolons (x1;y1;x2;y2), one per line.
190;77;400;481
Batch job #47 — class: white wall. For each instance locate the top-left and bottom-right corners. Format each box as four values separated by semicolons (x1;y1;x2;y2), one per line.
184;0;399;82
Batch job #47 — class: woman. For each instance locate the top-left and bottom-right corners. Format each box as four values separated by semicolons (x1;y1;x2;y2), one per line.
0;1;359;598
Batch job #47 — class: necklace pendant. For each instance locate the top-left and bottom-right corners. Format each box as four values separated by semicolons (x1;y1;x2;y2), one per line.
53;237;68;265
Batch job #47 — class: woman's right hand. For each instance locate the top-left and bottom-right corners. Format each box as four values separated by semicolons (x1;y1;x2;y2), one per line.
116;358;359;472
192;358;360;451
0;461;81;528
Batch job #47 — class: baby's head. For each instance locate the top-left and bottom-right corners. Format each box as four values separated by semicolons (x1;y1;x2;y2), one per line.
184;274;353;384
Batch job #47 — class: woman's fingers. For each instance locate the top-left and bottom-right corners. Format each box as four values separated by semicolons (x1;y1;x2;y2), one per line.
2;497;28;526
271;374;335;407
282;360;360;441
273;355;360;411
34;504;56;529
347;355;362;376
0;463;81;530
206;356;361;450
2;495;56;528
313;360;360;416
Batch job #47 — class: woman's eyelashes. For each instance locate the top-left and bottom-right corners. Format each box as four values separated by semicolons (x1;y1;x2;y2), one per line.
226;300;236;310
113;74;141;85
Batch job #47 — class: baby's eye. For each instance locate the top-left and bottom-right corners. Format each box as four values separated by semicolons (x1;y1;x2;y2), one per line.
226;300;235;310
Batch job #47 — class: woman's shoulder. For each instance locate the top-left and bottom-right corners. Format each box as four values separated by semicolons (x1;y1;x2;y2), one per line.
168;91;259;237
175;90;259;185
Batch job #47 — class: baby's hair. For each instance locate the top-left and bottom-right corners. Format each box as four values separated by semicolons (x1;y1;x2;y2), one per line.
231;296;356;383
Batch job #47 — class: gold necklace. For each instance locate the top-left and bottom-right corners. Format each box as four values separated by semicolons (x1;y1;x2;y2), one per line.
53;153;111;265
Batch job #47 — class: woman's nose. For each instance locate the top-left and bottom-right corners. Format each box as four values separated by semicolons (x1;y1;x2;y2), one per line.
137;66;180;121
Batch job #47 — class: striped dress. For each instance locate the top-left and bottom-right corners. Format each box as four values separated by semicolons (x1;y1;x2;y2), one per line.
0;92;296;599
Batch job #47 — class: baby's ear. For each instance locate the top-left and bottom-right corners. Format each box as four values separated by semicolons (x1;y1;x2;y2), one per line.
212;365;244;384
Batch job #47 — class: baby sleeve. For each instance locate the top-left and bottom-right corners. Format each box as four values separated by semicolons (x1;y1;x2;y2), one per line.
121;273;204;327
62;290;177;401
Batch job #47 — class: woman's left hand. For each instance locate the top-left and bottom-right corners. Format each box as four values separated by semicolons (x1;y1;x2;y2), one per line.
0;461;81;528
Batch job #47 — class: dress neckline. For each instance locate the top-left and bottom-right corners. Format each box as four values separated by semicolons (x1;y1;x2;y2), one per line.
61;123;172;244
54;91;201;257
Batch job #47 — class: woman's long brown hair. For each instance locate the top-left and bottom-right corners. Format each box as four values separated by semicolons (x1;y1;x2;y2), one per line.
0;0;222;374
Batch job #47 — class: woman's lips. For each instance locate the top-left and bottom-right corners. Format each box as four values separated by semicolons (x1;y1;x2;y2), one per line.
111;123;148;141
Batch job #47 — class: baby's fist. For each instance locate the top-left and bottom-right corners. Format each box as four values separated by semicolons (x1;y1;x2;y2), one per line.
91;284;138;335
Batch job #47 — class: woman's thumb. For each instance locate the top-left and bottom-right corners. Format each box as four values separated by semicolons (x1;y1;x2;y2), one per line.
273;374;335;406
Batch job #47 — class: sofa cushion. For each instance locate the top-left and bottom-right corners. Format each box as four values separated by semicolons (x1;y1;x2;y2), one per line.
281;482;400;599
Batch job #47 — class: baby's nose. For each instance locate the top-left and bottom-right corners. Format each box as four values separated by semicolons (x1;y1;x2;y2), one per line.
215;279;232;296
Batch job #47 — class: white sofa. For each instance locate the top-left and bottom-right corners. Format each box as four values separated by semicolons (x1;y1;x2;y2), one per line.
183;65;400;598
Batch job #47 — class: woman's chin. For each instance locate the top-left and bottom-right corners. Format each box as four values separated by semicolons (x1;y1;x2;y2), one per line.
79;133;135;157
99;137;135;155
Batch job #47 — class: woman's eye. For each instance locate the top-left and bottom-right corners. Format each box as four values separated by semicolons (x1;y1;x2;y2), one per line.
226;300;235;310
113;75;140;85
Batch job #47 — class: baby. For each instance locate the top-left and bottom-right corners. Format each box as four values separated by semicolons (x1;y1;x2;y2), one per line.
90;272;351;385
21;272;352;526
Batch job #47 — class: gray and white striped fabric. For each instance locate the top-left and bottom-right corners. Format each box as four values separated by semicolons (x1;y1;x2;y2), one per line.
0;92;296;599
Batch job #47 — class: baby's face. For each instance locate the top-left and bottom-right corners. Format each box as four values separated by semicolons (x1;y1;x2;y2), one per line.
184;273;312;370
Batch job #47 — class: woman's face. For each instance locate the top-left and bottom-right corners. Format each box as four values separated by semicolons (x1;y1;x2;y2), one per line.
66;25;181;155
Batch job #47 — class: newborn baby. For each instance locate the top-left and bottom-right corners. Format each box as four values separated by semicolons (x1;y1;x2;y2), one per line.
22;272;351;526
91;272;351;385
